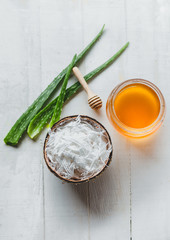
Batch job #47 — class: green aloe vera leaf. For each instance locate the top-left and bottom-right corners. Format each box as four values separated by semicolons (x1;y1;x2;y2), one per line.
27;42;129;139
4;25;105;146
50;54;77;127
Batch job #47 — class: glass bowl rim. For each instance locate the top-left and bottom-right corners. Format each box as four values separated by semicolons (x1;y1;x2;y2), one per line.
107;79;166;136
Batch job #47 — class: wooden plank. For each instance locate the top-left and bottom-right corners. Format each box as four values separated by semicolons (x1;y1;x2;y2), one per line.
40;1;89;239
81;0;131;239
126;0;170;239
0;1;44;240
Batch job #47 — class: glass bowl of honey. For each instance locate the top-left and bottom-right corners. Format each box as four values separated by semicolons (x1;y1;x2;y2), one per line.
106;79;166;138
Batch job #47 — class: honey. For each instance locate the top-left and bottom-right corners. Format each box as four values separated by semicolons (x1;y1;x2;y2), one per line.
106;79;165;138
114;84;160;128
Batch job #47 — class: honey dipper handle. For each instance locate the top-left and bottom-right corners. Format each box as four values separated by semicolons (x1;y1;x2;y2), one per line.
73;67;95;98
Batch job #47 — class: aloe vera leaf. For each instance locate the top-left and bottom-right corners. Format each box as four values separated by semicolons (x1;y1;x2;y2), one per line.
50;55;77;127
4;25;105;146
27;42;129;139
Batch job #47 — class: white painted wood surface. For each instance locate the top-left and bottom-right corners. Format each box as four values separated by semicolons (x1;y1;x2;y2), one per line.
0;0;170;239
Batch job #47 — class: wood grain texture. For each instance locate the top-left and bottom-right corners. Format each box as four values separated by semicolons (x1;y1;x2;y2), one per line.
0;1;44;240
0;0;170;239
126;0;170;239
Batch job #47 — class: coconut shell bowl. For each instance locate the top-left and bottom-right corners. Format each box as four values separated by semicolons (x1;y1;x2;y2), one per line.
43;115;113;184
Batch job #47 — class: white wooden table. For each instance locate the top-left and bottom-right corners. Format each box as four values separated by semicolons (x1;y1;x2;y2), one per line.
0;0;170;239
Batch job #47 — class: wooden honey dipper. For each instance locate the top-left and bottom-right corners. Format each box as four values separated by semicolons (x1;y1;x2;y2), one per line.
73;67;102;109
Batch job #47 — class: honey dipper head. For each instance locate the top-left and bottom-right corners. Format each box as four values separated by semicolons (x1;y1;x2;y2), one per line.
88;95;102;109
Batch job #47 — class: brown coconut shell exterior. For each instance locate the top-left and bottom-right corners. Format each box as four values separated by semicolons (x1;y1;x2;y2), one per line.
43;115;113;184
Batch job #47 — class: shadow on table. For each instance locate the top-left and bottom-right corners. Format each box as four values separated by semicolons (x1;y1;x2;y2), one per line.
116;126;165;158
71;164;123;217
70;126;167;217
130;131;161;152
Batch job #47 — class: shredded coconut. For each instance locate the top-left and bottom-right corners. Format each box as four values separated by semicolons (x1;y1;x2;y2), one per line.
46;116;112;180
